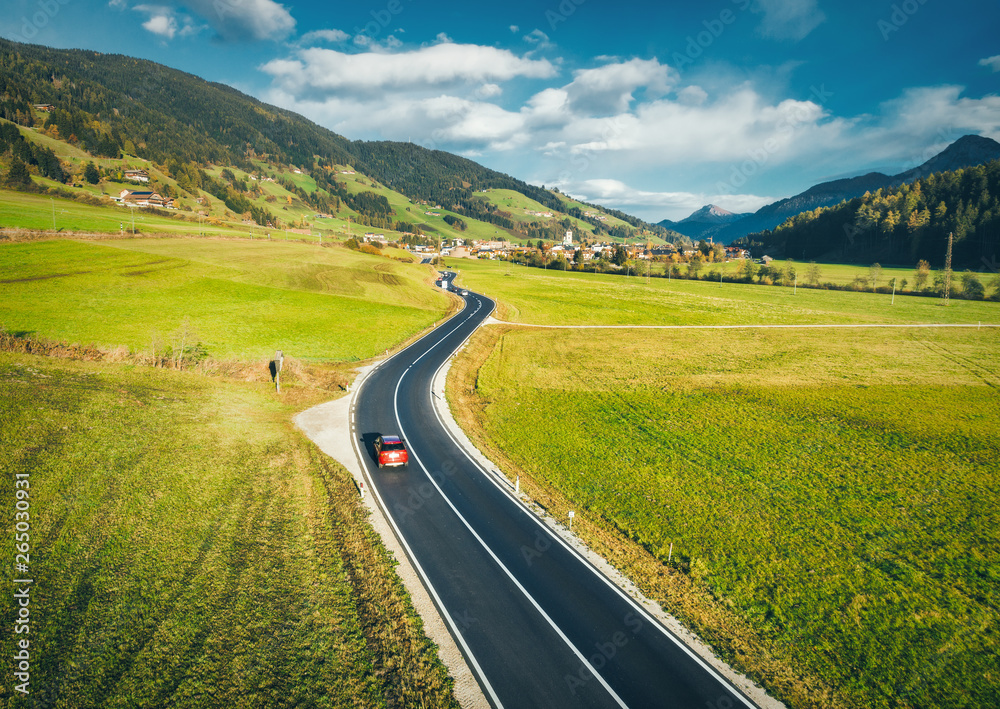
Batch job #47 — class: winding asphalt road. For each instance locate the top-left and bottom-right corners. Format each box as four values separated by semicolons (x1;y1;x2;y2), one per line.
351;276;758;709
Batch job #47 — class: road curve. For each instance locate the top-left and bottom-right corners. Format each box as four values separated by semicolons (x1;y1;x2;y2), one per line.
351;280;758;709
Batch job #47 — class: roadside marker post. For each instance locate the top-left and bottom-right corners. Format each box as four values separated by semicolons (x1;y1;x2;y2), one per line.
273;349;283;393
568;510;575;532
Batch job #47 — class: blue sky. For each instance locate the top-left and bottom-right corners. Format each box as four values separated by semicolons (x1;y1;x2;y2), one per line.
3;0;998;221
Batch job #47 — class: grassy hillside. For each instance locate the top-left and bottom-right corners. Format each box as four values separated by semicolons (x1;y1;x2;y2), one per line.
0;352;459;708
0;190;248;237
450;325;1000;709
0;239;449;361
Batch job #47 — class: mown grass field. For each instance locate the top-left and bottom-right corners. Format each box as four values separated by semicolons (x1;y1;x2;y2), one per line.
450;324;1000;708
452;256;1000;325
0;352;459;708
0;239;450;361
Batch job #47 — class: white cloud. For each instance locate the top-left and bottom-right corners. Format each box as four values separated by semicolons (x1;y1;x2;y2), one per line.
133;4;207;40
556;86;839;169
476;83;503;99
754;0;826;41
137;7;177;39
677;85;708;106
262;44;557;95
563;59;674;115
853;86;1000;171
177;0;294;41
510;25;520;33
436;32;453;44
523;29;551;46
300;29;349;44
979;55;1000;72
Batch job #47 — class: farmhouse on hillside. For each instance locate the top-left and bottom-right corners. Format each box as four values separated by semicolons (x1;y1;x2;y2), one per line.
117;189;174;209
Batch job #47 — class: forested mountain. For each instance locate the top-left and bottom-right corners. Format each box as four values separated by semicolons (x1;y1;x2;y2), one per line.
0;38;668;239
734;160;1000;268
700;135;1000;244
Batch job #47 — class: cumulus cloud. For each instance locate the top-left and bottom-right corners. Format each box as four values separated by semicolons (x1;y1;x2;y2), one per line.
178;0;294;41
136;6;177;38
477;83;503;98
563;58;674;115
132;4;204;40
979;55;1000;72
261;44;557;95
300;29;349;45
754;0;826;41
523;29;552;46
853;86;1000;170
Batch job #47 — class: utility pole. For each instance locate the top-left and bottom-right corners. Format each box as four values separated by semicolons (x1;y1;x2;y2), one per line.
51;198;55;231
943;231;953;306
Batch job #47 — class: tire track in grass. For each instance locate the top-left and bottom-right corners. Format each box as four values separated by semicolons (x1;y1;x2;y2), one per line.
913;337;1000;388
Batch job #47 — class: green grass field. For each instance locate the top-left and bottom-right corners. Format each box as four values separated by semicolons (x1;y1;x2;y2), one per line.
0;189;249;237
0;239;450;361
451;257;1000;325
453;325;1000;708
0;352;458;708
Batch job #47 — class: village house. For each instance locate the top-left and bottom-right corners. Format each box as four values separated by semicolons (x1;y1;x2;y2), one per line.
124;169;149;183
117;189;174;209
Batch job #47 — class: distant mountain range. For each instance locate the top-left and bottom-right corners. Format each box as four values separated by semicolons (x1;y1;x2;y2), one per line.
659;135;1000;244
657;204;750;241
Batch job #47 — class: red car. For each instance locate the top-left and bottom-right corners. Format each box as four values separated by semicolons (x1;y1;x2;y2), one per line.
374;435;409;468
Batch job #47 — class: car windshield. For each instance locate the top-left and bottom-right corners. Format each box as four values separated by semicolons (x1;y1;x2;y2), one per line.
382;442;405;451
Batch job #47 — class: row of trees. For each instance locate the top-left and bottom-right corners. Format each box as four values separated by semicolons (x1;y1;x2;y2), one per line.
500;246;1000;300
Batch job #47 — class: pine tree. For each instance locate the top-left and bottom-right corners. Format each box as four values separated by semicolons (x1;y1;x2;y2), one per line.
83;161;100;184
5;157;31;187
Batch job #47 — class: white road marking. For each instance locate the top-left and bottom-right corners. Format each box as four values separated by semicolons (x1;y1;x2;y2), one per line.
394;361;630;709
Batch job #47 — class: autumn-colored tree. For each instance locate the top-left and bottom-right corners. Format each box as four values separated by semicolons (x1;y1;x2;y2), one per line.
914;259;931;290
